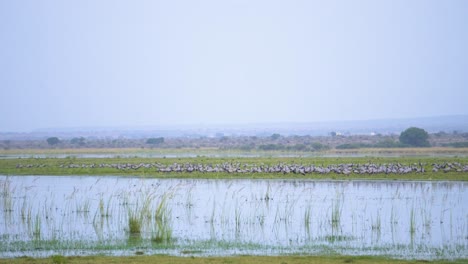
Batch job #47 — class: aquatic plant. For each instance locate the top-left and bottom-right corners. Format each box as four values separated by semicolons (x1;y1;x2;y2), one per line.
33;213;41;240
128;213;142;234
99;197;105;217
372;211;382;231
155;193;170;222
152;220;172;244
304;205;312;238
75;198;91;215
235;199;242;230
1;178;13;213
152;192;173;244
409;207;416;235
331;200;342;229
304;206;311;227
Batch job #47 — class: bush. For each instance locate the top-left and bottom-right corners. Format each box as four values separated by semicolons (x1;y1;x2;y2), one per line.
287;144;308;151
399;127;430;147
46;137;60;145
146;137;164;144
373;139;406;148
311;142;328;151
239;144;255;151
270;133;281;140
258;144;284;151
70;137;86;146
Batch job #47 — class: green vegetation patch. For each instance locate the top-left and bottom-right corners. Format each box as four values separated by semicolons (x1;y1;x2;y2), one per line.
1;156;467;181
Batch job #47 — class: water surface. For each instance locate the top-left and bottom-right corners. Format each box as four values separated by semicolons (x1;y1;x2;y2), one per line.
0;176;466;259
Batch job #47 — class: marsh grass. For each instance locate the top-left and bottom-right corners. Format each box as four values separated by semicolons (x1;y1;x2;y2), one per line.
20;198;32;222
75;199;90;215
32;213;41;240
128;215;141;234
372;211;382;231
235;199;242;231
304;205;312;238
331;198;342;229
1;178;13;213
409;207;416;235
152;192;173;244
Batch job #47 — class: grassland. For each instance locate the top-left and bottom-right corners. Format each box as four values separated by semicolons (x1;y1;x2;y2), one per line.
0;156;467;181
1;255;466;264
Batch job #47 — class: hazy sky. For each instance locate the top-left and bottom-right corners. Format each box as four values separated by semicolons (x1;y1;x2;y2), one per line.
1;0;467;131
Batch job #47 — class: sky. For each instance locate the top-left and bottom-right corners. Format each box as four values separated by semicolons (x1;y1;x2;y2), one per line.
0;0;467;132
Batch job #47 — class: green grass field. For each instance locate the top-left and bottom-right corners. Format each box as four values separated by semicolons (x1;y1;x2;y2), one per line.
0;156;467;181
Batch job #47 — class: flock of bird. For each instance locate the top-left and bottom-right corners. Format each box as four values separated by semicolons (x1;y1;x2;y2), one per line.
16;162;468;175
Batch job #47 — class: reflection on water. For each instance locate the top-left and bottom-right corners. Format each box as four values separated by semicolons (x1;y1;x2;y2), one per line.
0;176;466;259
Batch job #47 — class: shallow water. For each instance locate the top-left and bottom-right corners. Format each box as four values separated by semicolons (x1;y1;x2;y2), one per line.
0;176;466;259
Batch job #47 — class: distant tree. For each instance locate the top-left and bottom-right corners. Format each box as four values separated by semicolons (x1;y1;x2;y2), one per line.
146;137;164;144
399;127;430;147
434;131;447;137
289;144;308;151
47;137;60;145
311;142;328;151
258;144;283;151
239;143;255;151
330;131;337;137
271;133;281;140
70;137;86;146
2;140;11;150
373;139;404;148
444;142;468;148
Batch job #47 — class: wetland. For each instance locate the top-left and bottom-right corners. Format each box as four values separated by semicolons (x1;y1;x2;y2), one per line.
1;175;466;260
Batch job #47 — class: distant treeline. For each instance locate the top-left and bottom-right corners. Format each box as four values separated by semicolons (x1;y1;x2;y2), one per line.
245;142;330;152
335;139;408;149
441;142;468;148
1;128;468;151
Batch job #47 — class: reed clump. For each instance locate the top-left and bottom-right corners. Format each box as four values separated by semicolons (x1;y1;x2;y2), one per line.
152;193;173;244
